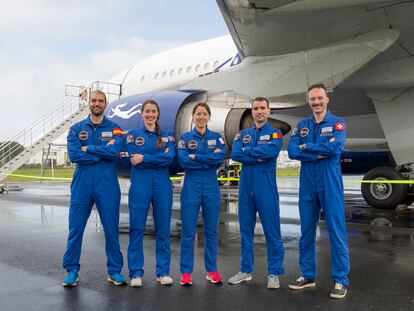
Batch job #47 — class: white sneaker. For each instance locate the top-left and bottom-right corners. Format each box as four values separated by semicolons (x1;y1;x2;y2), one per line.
130;277;142;287
228;272;252;284
157;275;173;286
267;275;280;289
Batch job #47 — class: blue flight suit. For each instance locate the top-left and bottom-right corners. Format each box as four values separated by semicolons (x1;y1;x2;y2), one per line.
177;128;226;273
63;116;124;275
231;122;285;276
287;111;350;286
126;127;175;278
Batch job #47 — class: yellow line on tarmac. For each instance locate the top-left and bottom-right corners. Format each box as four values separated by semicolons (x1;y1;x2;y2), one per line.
2;172;414;184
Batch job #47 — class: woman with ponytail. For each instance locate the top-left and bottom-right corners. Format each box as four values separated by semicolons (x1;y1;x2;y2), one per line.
125;100;175;287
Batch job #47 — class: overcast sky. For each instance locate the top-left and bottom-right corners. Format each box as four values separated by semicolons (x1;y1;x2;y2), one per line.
0;0;228;141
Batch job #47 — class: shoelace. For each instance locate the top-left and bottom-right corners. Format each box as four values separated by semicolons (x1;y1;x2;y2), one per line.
297;276;305;282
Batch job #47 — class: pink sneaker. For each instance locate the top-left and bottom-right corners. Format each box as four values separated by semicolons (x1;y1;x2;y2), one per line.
206;271;223;284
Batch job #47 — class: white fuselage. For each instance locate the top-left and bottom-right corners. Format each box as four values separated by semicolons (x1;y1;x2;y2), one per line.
109;35;239;97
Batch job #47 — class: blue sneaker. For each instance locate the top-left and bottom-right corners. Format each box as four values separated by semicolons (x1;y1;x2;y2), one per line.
108;273;127;286
63;270;79;287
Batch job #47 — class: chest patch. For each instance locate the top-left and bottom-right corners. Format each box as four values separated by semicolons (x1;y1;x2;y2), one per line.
207;139;216;147
188;140;198;149
259;135;270;141
321;126;333;134
300;128;309;137
162;137;169;143
242;135;252;144
101;131;113;138
79;131;89;140
135;137;145;146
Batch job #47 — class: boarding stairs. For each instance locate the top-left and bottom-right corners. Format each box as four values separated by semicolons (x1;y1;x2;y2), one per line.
0;82;122;181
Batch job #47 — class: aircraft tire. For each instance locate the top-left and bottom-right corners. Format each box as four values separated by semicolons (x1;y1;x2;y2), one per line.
361;166;408;209
217;170;227;186
0;186;4;194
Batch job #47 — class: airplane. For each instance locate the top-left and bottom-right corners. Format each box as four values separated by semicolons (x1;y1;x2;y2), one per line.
101;0;414;210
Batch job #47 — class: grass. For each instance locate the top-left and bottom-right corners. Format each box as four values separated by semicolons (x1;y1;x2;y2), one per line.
2;165;299;183
4;165;75;182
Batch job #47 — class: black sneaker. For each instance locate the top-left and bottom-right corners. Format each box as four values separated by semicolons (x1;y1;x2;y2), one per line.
330;283;347;299
289;276;316;290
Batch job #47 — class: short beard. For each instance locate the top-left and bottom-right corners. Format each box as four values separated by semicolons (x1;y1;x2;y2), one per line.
90;109;104;116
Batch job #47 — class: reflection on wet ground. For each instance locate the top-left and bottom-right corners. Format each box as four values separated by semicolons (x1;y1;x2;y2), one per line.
1;178;414;310
1;177;414;232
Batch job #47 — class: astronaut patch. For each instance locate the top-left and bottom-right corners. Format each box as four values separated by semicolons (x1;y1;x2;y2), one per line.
162;137;169;143
259;135;270;141
188;140;198;149
300;128;309;137
135;137;145;146
178;140;186;149
233;133;240;141
292;127;299;136
242;135;252;144
78;131;89;140
218;137;225;144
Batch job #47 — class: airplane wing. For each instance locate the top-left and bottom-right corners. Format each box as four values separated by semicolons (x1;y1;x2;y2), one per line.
216;0;411;58
212;1;414;165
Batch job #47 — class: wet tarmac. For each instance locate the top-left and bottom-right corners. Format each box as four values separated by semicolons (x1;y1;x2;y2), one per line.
0;177;414;311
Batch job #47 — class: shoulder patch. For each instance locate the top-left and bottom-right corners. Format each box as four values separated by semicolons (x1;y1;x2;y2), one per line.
178;139;186;149
126;134;134;144
218;137;225;144
335;122;345;131
112;127;123;136
272;132;282;139
292;126;298;136
233;133;241;141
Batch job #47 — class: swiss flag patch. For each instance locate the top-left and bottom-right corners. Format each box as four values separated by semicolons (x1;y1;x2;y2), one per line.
335;122;345;131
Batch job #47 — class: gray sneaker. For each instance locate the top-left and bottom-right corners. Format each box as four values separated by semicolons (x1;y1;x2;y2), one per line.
330;283;347;299
228;272;252;284
267;275;280;289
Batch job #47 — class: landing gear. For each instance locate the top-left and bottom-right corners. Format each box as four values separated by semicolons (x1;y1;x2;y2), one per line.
361;166;410;209
217;170;227;186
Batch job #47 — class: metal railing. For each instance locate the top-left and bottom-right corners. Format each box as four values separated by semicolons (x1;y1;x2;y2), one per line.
0;95;83;168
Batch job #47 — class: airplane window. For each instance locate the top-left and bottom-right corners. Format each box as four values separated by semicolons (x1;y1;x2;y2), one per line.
178;68;183;75
140;75;145;83
204;63;209;71
213;60;219;68
195;64;200;72
162;71;167;78
186;66;191;74
154;72;159;79
170;69;175;77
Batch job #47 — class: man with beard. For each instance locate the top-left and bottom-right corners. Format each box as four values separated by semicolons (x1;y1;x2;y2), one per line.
62;90;127;287
287;84;350;299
